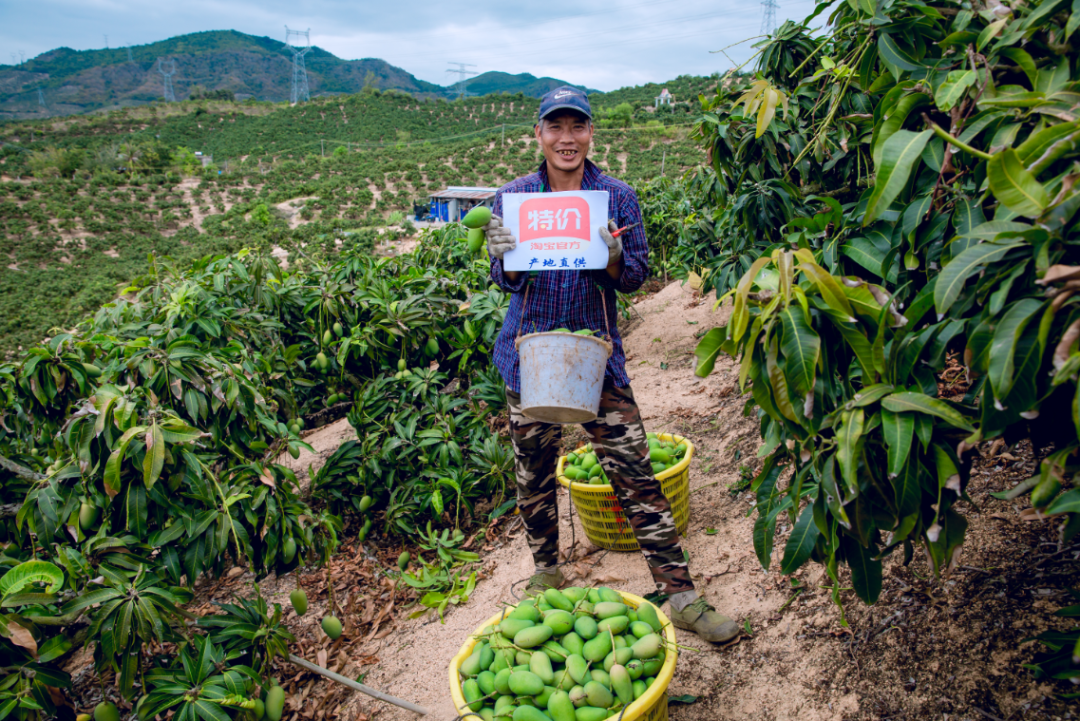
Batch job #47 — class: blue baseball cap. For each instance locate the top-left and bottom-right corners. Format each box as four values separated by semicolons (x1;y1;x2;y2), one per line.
538;86;592;121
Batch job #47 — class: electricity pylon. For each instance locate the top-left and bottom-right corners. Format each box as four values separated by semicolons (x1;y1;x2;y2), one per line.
157;58;177;102
447;62;478;100
37;88;47;115
285;26;311;103
760;0;779;35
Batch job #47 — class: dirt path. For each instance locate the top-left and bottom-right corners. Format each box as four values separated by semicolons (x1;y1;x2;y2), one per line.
312;281;849;721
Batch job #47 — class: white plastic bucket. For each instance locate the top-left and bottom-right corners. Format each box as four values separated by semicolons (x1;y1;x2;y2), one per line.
516;332;613;424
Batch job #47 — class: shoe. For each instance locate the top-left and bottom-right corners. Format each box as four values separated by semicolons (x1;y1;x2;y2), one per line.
525;567;565;596
669;596;740;643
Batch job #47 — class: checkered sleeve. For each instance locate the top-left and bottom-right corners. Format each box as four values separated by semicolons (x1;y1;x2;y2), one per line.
592;187;649;294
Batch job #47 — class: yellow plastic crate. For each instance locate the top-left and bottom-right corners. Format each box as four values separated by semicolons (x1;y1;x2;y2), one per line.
556;434;693;552
449;590;678;721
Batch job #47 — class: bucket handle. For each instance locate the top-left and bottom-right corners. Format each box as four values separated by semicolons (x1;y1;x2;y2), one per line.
514;280;613;342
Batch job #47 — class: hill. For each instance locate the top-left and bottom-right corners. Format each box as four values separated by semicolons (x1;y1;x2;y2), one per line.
464;71;595;98
0;30;592;120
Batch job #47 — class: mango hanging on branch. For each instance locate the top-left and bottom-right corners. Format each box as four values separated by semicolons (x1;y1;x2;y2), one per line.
462;206;491;253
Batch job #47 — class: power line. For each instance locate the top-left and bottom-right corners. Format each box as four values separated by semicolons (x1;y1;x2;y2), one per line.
157;58;177;102
761;0;780;35
285;26;312;104
446;62;478;100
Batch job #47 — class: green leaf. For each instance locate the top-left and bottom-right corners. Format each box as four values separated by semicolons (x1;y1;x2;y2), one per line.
797;261;854;319
988;299;1045;399
669;695;699;705
143;423;165;490
842;533;883;604
1046;488;1080;516
864;130;933;225
780;504;820;574
881;409;914;479
836;409;865;493
934;242;1023;314
778;307;820;399
936;70;977;112
987;149;1051;217
877;34;924;78
872;93;930;168
881;392;975;432
0;561;64;597
1016;120;1080;177
892;454;923;518
694;327;727;378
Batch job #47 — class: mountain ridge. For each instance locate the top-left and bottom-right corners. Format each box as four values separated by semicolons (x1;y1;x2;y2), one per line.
0;30;594;120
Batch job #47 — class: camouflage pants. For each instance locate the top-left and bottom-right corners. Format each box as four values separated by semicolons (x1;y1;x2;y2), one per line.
506;381;694;596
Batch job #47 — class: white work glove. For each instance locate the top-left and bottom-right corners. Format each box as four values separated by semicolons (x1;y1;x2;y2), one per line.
598;219;623;267
485;215;517;260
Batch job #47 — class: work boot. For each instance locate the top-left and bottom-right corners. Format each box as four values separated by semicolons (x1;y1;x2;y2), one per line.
669;596;740;643
525;567;565;596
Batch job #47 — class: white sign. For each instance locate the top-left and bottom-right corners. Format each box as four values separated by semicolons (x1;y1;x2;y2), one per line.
501;191;610;271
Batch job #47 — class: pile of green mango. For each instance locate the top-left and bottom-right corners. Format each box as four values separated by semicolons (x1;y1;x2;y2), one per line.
457;586;670;721
561;434;687;486
549;329;596;336
561;445;609;485
645;433;688;477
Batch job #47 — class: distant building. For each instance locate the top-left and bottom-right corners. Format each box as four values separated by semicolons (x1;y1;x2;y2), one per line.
654;88;673;108
195;151;214;167
425;186;498;222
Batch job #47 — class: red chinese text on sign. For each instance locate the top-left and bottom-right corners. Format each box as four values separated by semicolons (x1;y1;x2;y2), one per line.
518;196;591;244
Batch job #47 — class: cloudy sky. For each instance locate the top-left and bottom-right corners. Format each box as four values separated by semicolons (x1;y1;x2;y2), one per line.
2;0;823;91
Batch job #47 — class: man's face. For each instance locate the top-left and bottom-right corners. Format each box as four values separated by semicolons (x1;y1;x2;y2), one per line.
535;111;593;173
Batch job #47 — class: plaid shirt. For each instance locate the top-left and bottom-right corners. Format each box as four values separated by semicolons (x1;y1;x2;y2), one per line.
490;158;649;394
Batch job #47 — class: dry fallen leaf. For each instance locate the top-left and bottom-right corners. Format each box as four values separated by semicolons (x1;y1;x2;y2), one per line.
591;574;626;584
6;620;37;657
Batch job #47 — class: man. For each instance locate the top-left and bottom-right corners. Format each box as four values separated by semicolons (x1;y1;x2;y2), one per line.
482;86;739;644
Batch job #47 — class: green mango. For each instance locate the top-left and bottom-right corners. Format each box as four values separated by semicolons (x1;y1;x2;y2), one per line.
610;665;632;705
573;616;598;640
463;679;484;712
544;588;573;612
509;603;542;622
546;690;575;721
631;634;662;660
561;631;584;656
514;625;553;649
530;651;554;685
596;615;629;634
500;618;535;640
636;602;661;633
583;681;612;709
593;602;628;620
463;206;493;229
508;671;545;697
265;687;285;721
478;670;497;697
582;633;612;663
